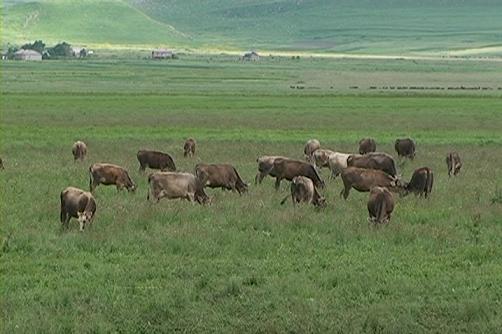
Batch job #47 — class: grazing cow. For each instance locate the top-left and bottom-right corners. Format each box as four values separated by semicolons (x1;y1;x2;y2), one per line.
328;152;351;178
446;152;462;177
72;141;87;162
402;167;434;198
269;158;325;190
255;155;288;184
195;163;248;194
304;139;321;162
184;138;196;158
60;187;96;231
89;163;136;193
346;152;398;177
280;176;326;207
367;187;394;224
395;138;416;160
340;167;401;199
137;150;176;172
0;157;4;170
312;149;335;169
358;138;376;154
147;172;209;204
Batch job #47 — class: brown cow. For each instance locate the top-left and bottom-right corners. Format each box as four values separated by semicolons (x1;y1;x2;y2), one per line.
358;138;376;154
367;187;394;224
395;138;416;160
89;163;136;193
346;152;398;177
195;163;248;194
137;150;176;172
280;176;326;207
402;167;433;198
312;149;335;169
304;139;321;162
446;152;462;177
255;155;288;184
340;167;401;199
269;158;325;190
72;141;87;162
60;186;97;231
147;172;209;204
184;138;196;158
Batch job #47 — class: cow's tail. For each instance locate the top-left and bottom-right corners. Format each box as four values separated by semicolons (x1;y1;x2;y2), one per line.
233;167;248;189
376;194;387;224
280;194;289;205
88;165;94;191
426;168;434;196
310;165;324;188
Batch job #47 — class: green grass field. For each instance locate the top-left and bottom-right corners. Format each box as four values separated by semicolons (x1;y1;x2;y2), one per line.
1;57;502;332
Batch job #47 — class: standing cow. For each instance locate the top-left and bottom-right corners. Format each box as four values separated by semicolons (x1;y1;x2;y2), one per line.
269;158;325;191
446;152;462;177
402;167;433;198
72;141;87;162
137;150;176;172
89;163;136;193
395;138;416;160
147;172;209;204
304;139;321;163
358;138;376;155
195;163;248;194
280;176;326;207
255;155;288;185
340;167;401;199
346;152;398;177
312;149;335;169
328;152;351;178
60;187;96;231
184;138;196;158
367;187;395;224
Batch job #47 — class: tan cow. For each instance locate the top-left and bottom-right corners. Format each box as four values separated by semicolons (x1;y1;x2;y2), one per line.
446;152;462;177
347;152;398;177
89;163;136;193
72;141;87;162
312;149;335;169
280;176;326;207
255;155;288;184
340;167;401;199
195;163;248;194
328;152;351;178
304;139;321;163
367;187;394;224
148;172;209;204
184;138;196;158
60;187;96;231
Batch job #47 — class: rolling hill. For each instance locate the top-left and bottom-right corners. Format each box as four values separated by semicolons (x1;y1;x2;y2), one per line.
2;0;502;55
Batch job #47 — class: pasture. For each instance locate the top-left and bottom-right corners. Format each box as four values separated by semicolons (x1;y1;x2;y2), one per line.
1;56;502;333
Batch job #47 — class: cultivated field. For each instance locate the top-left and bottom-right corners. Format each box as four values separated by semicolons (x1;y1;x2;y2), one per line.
1;56;502;333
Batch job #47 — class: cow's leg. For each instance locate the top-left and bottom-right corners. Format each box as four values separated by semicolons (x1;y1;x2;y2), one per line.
90;180;98;193
274;177;281;191
342;185;351;199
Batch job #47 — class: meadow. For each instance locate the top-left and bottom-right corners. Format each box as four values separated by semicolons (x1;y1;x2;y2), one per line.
1;56;502;333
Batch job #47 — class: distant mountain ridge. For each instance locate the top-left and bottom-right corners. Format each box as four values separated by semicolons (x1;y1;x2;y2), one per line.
3;0;502;55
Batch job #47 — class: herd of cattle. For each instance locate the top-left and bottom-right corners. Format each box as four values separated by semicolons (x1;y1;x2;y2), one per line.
2;137;463;232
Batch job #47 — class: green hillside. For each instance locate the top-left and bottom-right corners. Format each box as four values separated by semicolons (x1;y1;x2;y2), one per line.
3;0;502;55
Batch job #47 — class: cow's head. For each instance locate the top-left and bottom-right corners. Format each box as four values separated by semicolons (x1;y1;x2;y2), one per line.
77;211;93;231
314;196;327;208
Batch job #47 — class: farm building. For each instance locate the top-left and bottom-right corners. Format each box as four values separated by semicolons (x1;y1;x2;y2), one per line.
14;49;42;61
151;49;175;59
242;51;259;61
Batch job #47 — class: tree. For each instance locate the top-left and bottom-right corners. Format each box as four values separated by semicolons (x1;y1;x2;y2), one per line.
46;42;72;57
21;40;45;54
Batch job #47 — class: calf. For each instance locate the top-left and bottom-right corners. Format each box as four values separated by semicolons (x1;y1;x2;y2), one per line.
89;163;136;193
340;167;401;199
395;138;416;160
255;155;288;184
184;138;196;158
72;141;87;162
195;163;248;194
358;138;376;154
280;176;326;207
60;187;96;231
148;172;209;204
402;167;433;198
446;152;462;177
137;150;176;172
347;152;398;177
328;152;351;178
304;139;321;163
269;158;325;190
367;187;394;224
